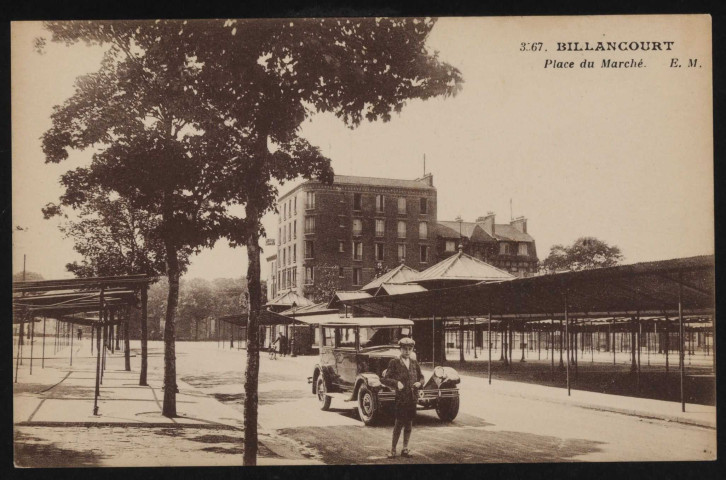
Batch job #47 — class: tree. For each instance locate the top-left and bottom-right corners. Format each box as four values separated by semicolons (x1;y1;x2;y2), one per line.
39;21;239;417
541;237;624;273
42;188;180;385
194;18;462;464
12;271;44;282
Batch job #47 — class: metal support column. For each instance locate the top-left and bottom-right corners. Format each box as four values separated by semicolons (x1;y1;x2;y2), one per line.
488;311;492;385
42;316;46;368
94;288;104;415
30;319;35;375
565;291;570;396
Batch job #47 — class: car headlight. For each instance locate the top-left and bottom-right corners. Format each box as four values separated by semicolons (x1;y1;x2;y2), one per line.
432;366;446;386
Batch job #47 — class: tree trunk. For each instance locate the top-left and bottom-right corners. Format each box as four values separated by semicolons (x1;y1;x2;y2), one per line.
243;222;262;466
140;286;148;386
162;236;180;418
195;318;199;341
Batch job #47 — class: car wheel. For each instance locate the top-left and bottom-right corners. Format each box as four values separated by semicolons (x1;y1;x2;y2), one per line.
317;376;332;411
435;396;459;422
357;385;380;426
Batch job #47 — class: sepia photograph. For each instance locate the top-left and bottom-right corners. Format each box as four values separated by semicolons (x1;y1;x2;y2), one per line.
11;14;715;467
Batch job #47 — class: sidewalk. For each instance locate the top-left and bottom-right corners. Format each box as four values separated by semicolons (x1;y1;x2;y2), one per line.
13;339;320;467
464;374;716;429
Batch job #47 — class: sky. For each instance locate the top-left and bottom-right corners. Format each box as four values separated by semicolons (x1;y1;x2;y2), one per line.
11;16;714;282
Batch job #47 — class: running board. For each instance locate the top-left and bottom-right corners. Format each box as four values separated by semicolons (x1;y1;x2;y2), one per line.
325;392;355;402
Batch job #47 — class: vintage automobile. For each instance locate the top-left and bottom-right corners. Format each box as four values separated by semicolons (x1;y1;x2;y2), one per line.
309;318;460;425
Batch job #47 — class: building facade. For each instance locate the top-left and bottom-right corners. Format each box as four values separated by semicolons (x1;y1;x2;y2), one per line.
434;213;538;277
268;174;437;300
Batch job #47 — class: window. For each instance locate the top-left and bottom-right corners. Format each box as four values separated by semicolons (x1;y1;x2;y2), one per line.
518;243;529;256
352;268;362;286
375;219;385;237
305;266;314;284
397;244;406;261
419;221;428;239
353;218;363;236
375;243;385;261
446;240;456;252
306;191;316;209
339;327;357;348
500;242;510;255
397;221;406;239
293;220;297;239
288;199;292;218
283;202;287;220
288;223;291;241
292;245;296;263
305;216;315;234
397;197;407;215
420;197;428;214
420;245;429;263
278;228;281;245
293;196;297;214
376;194;385;213
338;241;345;253
292;268;297;287
305;240;314;259
353;193;362;211
338;267;344;278
322;327;335;347
353;241;363;260
282;248;286;266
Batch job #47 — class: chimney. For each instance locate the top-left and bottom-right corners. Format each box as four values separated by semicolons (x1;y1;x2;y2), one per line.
416;173;434;187
476;212;496;236
511;216;527;234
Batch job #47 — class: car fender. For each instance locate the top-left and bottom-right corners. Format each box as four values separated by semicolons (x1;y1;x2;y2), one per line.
353;373;383;399
312;365;333;394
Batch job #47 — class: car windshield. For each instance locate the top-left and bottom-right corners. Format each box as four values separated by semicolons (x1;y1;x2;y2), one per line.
359;326;411;348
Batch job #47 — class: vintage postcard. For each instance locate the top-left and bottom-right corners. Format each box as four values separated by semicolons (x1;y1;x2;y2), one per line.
11;14;714;467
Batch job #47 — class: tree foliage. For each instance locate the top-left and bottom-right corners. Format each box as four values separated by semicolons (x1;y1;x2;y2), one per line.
43;188;186;278
541;237;624;273
308;264;341;304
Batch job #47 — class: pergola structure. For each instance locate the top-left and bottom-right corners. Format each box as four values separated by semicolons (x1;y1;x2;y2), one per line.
341;255;715;411
12;274;156;415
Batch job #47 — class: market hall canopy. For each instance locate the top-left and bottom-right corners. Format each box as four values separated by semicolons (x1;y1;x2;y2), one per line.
341;255;714;320
413;248;515;289
359;263;421;293
13;274;156;321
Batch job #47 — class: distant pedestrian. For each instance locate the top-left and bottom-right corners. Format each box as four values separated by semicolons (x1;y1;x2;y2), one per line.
77;328;82;341
270;335;280;360
382;337;424;458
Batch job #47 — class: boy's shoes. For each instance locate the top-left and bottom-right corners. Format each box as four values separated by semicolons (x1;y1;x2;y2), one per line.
401;449;411;458
387;451;396;458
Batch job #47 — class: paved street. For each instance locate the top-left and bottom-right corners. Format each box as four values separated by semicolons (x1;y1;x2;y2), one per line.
175;342;716;464
13;339;716;466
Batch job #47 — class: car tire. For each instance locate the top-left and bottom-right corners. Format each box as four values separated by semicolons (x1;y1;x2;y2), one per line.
435;396;459;422
357;385;380;426
317;376;332;411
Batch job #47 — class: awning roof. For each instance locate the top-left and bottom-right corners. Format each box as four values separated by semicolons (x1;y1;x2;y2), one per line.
12;275;155;322
341;255;714;320
360;264;421;292
264;290;315;308
415;250;515;283
374;283;428;296
321;317;415;327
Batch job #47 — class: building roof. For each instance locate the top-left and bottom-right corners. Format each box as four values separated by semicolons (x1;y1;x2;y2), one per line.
493;224;535;243
415;249;516;283
436;221;497;242
360;264;421;292
332;175;434;190
265;290;315;308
